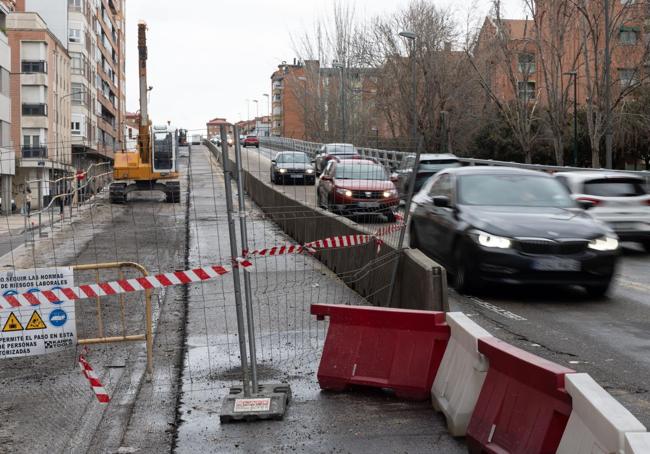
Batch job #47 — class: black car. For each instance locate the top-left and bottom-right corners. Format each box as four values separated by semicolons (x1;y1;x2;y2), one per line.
409;167;619;296
270;151;316;185
392;153;461;197
313;143;361;174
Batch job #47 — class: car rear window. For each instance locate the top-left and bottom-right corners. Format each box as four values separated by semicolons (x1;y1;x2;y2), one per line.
583;178;646;197
328;145;357;155
419;159;462;171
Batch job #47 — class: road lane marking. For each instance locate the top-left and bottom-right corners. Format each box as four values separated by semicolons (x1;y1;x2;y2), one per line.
617;278;650;293
467;296;527;321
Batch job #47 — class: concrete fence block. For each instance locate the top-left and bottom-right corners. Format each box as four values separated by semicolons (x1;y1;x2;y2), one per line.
557;373;647;454
625;432;650;454
431;312;492;436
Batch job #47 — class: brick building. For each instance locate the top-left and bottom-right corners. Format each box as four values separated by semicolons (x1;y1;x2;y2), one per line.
0;1;15;214
206;117;228;139
7;11;73;208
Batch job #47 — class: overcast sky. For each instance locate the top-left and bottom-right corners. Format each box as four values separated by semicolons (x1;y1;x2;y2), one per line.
124;0;523;134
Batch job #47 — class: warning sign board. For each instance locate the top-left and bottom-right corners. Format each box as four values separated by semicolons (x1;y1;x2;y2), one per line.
0;267;75;359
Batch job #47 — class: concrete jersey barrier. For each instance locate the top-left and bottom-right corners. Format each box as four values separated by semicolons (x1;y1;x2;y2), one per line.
557;373;647;454
431;312;492;436
625;432;650;453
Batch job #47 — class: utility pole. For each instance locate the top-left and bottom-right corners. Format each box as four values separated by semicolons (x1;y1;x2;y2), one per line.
604;0;613;168
333;60;345;142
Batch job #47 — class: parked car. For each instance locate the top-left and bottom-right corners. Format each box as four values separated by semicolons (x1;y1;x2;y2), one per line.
313;143;361;174
270;151;316;185
392;153;461;197
409;167;619;296
243;135;260;148
210;136;221;146
239;134;245;145
316;158;399;221
555;171;650;251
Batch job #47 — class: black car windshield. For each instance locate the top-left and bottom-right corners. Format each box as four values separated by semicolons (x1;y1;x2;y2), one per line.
277;153;309;163
419;159;462;172
327;145;357;155
583;178;646;197
335;164;388;180
458;174;575;207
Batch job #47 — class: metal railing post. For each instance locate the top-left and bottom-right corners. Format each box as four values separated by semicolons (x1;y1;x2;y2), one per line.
219;124;251;397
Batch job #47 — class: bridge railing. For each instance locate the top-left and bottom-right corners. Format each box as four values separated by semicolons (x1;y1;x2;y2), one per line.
260;137;650;184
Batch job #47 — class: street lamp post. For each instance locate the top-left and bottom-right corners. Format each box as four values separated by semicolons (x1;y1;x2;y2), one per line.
253;99;259;133
564;71;578;167
332;60;345;142
263;93;270;136
387;30;419;307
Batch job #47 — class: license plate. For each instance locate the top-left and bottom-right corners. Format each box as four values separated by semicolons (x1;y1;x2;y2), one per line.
290;174;303;178
532;258;580;272
358;202;380;208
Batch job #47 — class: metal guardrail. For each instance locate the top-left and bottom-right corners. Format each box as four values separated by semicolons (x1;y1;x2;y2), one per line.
260;137;650;184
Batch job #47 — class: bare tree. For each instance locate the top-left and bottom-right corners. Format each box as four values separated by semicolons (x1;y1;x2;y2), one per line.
574;0;650;167
467;1;540;163
524;0;582;165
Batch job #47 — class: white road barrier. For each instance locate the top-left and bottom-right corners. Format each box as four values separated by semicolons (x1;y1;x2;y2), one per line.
625;432;650;453
431;312;492;436
557;373;647;454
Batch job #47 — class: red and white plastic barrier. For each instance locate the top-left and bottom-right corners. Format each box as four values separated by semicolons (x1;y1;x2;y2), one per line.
79;351;110;403
431;312;492;436
557;373;646;454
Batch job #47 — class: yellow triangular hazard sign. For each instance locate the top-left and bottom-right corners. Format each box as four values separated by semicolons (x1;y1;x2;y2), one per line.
2;312;24;332
25;311;46;330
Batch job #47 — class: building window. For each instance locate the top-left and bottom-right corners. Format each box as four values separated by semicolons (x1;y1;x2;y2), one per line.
0;67;9;96
21;60;47;73
618;68;636;87
72;83;85;104
71;121;81;135
620;29;638;44
517;81;536;101
22;103;48;116
518;53;536;74
621;0;635;5
68;0;82;12
69;26;82;43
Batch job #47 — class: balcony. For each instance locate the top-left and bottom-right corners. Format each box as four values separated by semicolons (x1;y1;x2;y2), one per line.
22;103;48;116
21;146;47;159
21;60;47;74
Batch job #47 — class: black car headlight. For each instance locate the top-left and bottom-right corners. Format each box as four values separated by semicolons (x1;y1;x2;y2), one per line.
470;229;512;249
279;168;287;174
306;168;315;174
588;235;619;252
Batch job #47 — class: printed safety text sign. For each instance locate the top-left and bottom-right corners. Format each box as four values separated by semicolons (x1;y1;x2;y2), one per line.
0;267;76;359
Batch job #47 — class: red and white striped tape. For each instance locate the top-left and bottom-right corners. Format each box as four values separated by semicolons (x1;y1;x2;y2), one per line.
0;214;406;309
0;264;234;309
79;351;110;403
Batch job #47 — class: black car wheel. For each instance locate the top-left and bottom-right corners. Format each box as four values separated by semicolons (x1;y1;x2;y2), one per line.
409;224;420;249
642;240;650;253
584;279;612;298
453;244;479;294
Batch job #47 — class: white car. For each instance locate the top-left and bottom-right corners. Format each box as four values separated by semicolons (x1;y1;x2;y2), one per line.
555;171;650;251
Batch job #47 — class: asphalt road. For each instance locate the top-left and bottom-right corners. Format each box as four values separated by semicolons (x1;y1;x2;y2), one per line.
250;144;650;426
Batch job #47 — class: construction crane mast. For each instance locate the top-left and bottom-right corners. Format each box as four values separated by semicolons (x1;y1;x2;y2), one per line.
109;21;181;204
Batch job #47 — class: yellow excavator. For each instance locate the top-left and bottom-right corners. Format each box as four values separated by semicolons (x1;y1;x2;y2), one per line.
110;21;180;204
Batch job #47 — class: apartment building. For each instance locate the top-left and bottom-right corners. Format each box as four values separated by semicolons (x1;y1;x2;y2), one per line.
270;59;384;143
475;0;648;108
0;1;15;214
67;0;126;169
206;117;228;139
7;11;72;209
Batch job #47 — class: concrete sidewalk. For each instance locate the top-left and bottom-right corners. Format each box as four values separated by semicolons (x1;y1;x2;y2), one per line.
174;146;464;453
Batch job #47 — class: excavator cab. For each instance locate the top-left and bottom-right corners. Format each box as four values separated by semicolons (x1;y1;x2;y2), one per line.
152;124;177;174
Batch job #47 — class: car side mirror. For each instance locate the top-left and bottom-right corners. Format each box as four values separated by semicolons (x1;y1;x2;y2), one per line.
311;159;316;164
578;199;595;210
320;175;332;181
271;160;276;164
432;195;451;208
390;175;398;183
